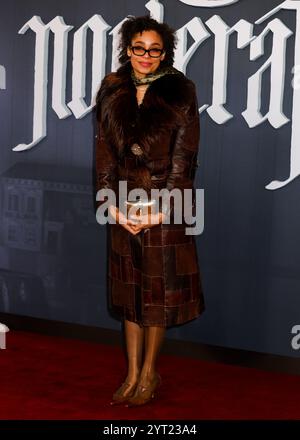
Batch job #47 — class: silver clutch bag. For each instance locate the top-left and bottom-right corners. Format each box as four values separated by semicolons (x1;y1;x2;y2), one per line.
124;198;157;218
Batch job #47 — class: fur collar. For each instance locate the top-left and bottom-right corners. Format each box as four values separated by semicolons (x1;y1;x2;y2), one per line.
96;60;195;159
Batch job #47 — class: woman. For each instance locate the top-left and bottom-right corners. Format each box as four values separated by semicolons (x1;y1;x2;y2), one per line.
95;14;205;407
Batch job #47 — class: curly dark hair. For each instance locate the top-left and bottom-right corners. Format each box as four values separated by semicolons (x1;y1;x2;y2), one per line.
117;14;178;68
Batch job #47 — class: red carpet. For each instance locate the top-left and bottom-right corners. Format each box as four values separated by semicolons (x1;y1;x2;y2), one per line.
0;330;300;420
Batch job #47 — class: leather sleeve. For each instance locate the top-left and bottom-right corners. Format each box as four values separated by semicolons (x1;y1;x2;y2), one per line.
95;119;118;211
161;82;200;221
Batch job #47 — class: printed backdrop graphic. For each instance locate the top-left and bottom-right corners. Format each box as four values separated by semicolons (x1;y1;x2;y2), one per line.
0;0;300;358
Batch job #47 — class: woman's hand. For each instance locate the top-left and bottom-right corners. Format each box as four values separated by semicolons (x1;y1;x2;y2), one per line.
108;205;141;235
128;211;167;234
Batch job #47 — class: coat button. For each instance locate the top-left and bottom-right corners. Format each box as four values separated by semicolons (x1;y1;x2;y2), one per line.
131;143;143;156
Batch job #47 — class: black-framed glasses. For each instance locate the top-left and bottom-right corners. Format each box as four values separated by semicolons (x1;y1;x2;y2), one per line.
130;45;164;58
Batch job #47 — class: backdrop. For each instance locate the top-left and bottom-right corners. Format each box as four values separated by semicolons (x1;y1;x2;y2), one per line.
0;0;300;359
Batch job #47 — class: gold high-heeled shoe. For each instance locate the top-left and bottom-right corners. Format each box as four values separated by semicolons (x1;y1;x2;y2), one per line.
110;380;139;406
125;372;162;407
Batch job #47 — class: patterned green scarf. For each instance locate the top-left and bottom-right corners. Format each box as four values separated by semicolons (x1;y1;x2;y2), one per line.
131;64;180;86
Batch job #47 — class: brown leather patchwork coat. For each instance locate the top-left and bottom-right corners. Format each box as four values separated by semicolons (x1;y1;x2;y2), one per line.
95;60;205;328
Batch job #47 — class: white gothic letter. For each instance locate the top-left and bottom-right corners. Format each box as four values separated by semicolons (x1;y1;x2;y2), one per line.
68;14;110;118
174;17;210;74
241;19;291;131
146;0;164;21
205;16;254;124
254;1;300;189
14;16;73;151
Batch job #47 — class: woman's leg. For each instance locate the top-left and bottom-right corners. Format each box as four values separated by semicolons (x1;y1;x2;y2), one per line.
126;325;165;406
110;319;144;404
124;319;144;384
140;326;165;381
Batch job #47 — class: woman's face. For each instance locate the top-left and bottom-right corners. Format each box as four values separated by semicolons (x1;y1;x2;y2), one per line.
127;30;165;78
